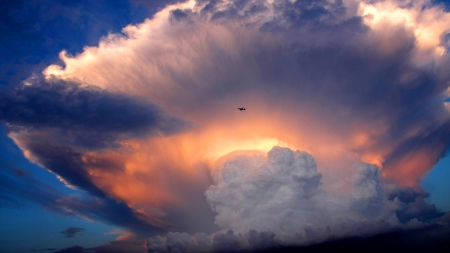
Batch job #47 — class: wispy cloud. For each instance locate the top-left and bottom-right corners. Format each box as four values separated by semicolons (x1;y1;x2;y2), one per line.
60;227;85;238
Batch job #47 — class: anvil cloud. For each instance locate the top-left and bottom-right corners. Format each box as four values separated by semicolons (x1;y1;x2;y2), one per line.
1;0;450;252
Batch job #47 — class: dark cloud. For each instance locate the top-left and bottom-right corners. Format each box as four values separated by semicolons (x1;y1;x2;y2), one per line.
257;225;450;253
147;232;212;253
0;73;191;236
0;77;190;150
264;0;346;30
211;230;249;252
49;195;165;236
146;225;450;253
195;0;346;29
54;234;147;253
54;246;85;253
12;167;27;176
92;234;147;253
198;0;270;22
0;124;165;235
386;185;446;223
170;9;195;24
61;227;85;238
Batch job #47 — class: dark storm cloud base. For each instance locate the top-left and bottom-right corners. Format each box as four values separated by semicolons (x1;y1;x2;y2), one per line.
0;76;189;236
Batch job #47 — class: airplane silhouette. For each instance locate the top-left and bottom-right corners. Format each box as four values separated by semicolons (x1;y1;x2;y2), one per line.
238;107;246;111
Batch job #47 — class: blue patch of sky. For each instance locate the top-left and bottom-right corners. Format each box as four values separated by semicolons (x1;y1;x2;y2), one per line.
0;203;119;253
420;154;450;212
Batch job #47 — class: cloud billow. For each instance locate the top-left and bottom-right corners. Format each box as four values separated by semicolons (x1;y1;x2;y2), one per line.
148;146;447;252
206;147;440;239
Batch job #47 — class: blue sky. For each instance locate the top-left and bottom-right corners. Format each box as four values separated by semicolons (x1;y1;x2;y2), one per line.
1;1;450;252
421;155;450;212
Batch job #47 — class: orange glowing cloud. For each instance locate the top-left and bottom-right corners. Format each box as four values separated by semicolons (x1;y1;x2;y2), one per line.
6;0;450;234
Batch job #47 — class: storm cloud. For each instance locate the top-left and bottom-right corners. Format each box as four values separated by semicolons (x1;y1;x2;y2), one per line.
38;0;450;184
1;0;450;252
0;76;189;150
0;75;192;235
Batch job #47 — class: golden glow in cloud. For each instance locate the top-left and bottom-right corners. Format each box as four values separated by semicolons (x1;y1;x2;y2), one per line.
10;0;450;233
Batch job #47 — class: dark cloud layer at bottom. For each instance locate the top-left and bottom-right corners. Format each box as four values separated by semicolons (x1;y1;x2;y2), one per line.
145;227;450;253
53;224;450;253
258;226;450;253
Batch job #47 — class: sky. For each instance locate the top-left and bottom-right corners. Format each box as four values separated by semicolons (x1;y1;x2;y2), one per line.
1;0;450;252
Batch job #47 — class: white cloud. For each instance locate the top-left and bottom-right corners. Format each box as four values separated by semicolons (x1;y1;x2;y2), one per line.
148;146;444;252
207;147;401;240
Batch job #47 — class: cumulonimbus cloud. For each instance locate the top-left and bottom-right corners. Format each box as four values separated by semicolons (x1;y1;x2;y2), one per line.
1;0;450;251
40;0;450;184
147;146;445;252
